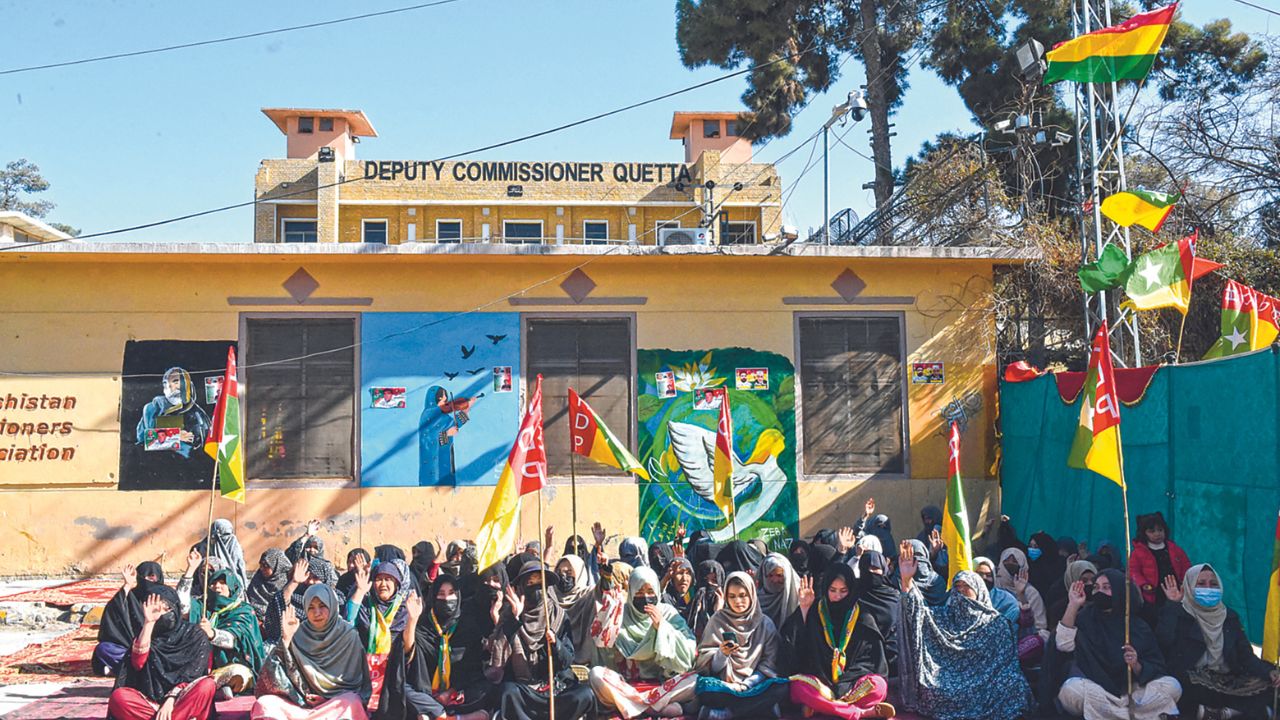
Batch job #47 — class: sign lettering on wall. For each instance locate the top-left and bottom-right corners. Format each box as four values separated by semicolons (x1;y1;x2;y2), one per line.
363;160;695;185
0;377;121;486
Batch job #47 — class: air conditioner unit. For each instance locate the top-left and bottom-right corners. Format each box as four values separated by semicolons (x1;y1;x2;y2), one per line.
658;227;708;246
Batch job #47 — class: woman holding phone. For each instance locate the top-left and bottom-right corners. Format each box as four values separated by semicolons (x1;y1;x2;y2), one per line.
694;571;790;720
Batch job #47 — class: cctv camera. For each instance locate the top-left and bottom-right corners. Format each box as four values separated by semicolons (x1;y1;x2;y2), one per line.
848;90;869;123
733;182;744;192
704;180;716;190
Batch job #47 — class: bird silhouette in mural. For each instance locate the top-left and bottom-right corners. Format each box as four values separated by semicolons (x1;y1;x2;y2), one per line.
486;334;508;345
460;345;477;359
444;372;459;381
659;422;788;543
466;367;486;375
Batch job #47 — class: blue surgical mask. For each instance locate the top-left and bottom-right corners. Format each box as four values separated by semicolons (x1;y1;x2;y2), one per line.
1193;588;1223;607
1027;547;1043;561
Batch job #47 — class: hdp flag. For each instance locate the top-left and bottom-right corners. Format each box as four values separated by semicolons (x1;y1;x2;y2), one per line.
568;388;648;479
1100;189;1179;232
1204;280;1280;359
1068;322;1125;487
1044;4;1176;84
1263;508;1280;663
475;376;547;571
943;421;973;588
203;347;244;503
1124;233;1196;313
712;394;736;527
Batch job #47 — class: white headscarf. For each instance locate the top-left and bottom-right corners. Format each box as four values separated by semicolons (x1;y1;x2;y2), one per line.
1180;563;1227;670
757;553;800;629
697;571;779;682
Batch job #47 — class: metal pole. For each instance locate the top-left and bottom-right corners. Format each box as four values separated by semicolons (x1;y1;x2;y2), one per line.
823;125;830;245
202;462;218;620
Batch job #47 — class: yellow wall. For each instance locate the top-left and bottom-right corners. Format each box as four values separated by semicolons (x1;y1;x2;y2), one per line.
0;251;1001;576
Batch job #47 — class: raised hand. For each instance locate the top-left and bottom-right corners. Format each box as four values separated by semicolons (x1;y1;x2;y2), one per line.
353;552;370;573
797;575;816;615
1161;575;1183;603
490;591;504;626
354;564;372;596
1067;580;1088;609
644;603;663;628
864;497;876;518
928;528;943;555
142;593;169;625
405;590;424;622
504;586;524;618
711;586;724;613
199;617;215;640
306;519;321;536
121;563;137;591
290;557;310;585
1014;567;1029;597
281;609;300;646
185;548;202;576
592;521;606;547
836;527;856;553
544;525;555;549
898;540;917;588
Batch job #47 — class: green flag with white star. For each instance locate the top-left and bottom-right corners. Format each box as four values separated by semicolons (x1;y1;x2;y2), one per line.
1124;236;1193;313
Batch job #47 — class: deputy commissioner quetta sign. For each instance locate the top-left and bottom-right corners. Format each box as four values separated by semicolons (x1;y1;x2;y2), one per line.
363;160;695;185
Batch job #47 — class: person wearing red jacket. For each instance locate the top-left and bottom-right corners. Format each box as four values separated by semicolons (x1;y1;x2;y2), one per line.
1129;512;1191;610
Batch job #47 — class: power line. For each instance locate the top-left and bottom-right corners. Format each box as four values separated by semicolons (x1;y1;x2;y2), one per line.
1225;0;1280;17
0;0;467;76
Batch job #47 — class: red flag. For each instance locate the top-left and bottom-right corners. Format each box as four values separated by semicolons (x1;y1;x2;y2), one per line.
513;375;547;495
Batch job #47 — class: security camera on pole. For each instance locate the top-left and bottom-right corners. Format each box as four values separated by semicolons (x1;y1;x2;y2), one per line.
822;90;868;245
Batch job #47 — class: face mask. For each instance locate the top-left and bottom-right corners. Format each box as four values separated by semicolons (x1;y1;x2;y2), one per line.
981;576;995;590
1003;563;1020;577
1084;584;1095;599
523;584;544;606
1093;591;1114;611
633;596;657;611
599;578;614;592
1027;548;1043;561
1193;588;1223;607
557;572;574;591
434;597;460;619
154;611;177;634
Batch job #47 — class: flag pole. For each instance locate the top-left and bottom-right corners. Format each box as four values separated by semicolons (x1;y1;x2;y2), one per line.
202;459;218;620
1174;309;1189;363
1117;434;1136;720
537;486;556;719
570;447;579;544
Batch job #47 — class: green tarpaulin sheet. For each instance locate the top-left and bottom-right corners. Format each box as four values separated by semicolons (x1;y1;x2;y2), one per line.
1000;346;1280;641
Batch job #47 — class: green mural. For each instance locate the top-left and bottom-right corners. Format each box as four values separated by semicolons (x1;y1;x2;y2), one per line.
637;348;800;552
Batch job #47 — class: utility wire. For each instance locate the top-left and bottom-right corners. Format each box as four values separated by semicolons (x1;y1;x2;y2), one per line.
1225;0;1280;17
0;0;467;76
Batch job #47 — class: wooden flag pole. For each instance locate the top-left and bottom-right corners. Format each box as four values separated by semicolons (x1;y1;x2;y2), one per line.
1117;443;1136;720
569;449;579;545
537;487;556;719
201;459;218;620
1174;309;1189;363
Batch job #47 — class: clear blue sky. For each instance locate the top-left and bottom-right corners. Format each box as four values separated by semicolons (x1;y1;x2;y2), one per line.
4;1;1272;243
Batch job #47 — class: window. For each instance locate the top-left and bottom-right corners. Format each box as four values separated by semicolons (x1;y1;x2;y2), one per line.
297;116;315;134
318;117;334;132
726;120;738;137
362;219;388;244
526;317;633;477
583;220;609;244
703;119;721;138
245;317;355;481
436;219;462;243
720;221;756;245
281;219;317;244
503;220;543;244
798;315;906;474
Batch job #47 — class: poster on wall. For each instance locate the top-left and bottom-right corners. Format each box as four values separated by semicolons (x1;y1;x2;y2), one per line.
735;367;769;391
911;362;945;384
369;387;407;409
637;348;800;551
118;340;235;491
361;313;521;487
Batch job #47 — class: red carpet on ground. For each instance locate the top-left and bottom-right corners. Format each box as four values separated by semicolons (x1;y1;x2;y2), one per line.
0;625;96;685
0;579;119;607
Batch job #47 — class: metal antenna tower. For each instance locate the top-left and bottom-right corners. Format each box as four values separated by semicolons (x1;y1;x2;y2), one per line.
1071;0;1142;367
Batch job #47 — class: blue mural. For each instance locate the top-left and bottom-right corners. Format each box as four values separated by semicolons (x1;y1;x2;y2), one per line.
361;313;521;487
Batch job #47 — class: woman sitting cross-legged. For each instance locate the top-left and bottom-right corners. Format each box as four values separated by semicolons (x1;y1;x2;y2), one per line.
1055;569;1180;720
376;574;496;720
896;540;1032;720
346;557;411;697
188;566;266;698
492;561;596;720
786;564;895;720
693;571;790;720
96;561;165;678
588;566;699;718
551;553;599;666
1155;564;1280;720
107;587;217;720
252;584;372;720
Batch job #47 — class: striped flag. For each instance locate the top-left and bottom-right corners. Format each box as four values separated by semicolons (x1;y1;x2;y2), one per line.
567;388;648;479
203;347;244;503
943;421;973;587
1264;507;1280;663
1124;232;1196;313
1044;4;1176;84
1101;189;1179;233
1204;280;1280;359
475;376;547;571
712;394;736;527
1067;323;1125;487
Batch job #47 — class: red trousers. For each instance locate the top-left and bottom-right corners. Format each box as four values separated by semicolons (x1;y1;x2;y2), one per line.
108;676;217;720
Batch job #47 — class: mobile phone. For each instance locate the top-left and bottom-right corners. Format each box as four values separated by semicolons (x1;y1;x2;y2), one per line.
723;631;737;645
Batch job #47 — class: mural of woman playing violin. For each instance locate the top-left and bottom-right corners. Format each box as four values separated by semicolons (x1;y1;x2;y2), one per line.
418;386;483;486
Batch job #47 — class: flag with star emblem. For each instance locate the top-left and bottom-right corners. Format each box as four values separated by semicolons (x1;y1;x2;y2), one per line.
1068;322;1125;487
1203;280;1280;359
943;421;973;588
1124;233;1195;313
203;346;244;503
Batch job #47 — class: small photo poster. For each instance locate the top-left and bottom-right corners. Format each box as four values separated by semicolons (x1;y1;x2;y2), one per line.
655;371;677;399
143;427;183;452
693;386;727;410
204;376;224;405
911;362;945;384
369;387;408;409
493;366;513;393
735;367;769;391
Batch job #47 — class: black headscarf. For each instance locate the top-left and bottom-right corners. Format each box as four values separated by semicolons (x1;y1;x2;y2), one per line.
473;562;509;635
1028;532;1066;598
984;518;1026;561
716;540;764;576
649;542;675;576
114;585;211;702
1071;569;1164;696
854;551;899;664
794;562;886;689
812;528;839;551
810;544;839;578
99;562;165;649
866;515;897;559
788;540;812;576
409;541;437;591
246;549;292;619
506;548;539;583
336;548;371;600
412;574;483;689
686;560;726;639
564;535;590;562
374;544;406;564
917;506;944;544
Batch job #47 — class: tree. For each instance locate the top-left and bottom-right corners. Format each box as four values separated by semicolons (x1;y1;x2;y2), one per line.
0;159;78;236
675;0;926;243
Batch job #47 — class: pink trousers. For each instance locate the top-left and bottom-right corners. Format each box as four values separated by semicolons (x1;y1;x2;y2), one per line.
108;677;217;720
789;674;888;720
250;692;370;720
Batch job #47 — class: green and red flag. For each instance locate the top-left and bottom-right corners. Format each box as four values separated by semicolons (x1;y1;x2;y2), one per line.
203;346;245;503
1124;232;1196;313
568;388;648;479
712;394;736;527
1100;189;1179;232
1204;280;1280;359
1263;507;1280;663
1068;322;1125;487
1044;4;1177;84
943;421;973;588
